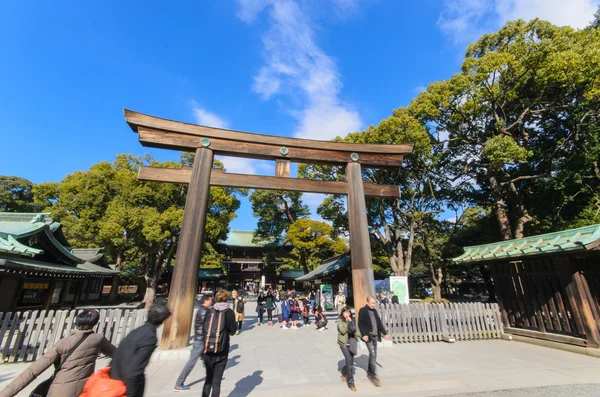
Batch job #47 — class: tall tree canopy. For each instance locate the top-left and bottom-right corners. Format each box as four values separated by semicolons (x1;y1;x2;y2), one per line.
409;19;600;240
301;108;445;276
283;218;347;274
33;154;244;306
0;176;38;212
250;190;310;243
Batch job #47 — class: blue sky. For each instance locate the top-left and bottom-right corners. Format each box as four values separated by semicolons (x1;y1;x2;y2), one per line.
1;0;597;231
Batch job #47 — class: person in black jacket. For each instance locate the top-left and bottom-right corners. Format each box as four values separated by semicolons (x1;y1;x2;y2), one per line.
110;304;171;397
358;296;389;387
174;294;213;391
202;289;237;397
390;291;400;305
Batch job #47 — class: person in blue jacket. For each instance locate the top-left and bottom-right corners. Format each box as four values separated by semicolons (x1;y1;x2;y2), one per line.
280;294;291;329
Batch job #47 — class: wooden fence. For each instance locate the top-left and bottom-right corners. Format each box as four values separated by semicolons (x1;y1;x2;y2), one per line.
379;302;504;343
0;309;148;364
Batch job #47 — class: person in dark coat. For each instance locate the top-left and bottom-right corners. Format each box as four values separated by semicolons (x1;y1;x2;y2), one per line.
390;291;400;305
174;294;213;391
110;304;171;397
0;310;115;397
256;291;266;326
202;289;237;397
358;296;389;387
265;289;276;326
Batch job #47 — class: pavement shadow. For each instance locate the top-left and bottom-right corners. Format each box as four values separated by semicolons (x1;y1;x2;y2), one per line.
187;376;206;388
230;344;238;352
229;370;263;396
226;355;241;370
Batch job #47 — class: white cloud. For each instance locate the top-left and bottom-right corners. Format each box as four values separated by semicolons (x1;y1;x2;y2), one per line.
439;0;598;44
496;0;597;28
191;101;229;129
236;0;362;141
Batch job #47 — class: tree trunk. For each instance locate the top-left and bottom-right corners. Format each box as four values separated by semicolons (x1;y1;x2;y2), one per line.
142;276;157;308
488;172;513;240
432;285;442;302
300;251;309;274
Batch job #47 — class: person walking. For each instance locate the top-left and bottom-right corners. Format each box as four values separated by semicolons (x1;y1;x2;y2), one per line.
0;310;115;397
265;289;276;326
110;304;171;397
390;291;399;305
338;306;358;392
202;289;237;397
280;294;290;329
256;290;266;326
334;290;346;316
232;290;246;335
358;296;390;387
302;296;311;327
378;292;389;305
308;289;316;308
174;294;213;391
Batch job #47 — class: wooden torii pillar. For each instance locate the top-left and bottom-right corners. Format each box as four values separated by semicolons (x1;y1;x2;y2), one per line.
124;109;413;349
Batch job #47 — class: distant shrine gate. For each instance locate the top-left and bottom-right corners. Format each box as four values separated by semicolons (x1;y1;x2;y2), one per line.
124;109;413;349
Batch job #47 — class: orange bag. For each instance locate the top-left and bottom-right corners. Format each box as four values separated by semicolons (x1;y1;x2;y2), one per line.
79;367;126;397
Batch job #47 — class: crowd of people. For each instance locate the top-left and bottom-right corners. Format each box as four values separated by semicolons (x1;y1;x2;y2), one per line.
0;288;391;396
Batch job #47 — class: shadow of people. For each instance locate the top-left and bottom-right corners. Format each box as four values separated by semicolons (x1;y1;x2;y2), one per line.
229;370;263;396
187;376;206;387
226;355;241;370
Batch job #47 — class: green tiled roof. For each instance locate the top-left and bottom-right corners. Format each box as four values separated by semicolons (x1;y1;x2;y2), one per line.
0;258;115;276
296;253;350;281
198;268;224;279
280;269;305;279
218;231;281;247
0;235;43;257
451;224;600;265
0;212;50;239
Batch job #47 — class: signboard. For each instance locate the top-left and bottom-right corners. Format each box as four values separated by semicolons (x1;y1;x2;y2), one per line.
315;280;322;285
338;283;348;298
320;284;334;310
260;275;265;289
278;280;285;284
390;276;409;304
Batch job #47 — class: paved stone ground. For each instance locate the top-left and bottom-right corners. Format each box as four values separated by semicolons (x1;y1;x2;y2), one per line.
2;301;600;397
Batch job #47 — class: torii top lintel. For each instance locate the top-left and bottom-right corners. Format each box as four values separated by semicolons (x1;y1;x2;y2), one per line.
124;109;413;168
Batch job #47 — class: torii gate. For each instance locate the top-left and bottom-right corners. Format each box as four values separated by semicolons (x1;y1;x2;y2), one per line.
124;109;413;349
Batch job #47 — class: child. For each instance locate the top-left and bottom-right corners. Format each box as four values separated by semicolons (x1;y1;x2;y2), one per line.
280;294;290;329
313;304;328;331
302;297;311;327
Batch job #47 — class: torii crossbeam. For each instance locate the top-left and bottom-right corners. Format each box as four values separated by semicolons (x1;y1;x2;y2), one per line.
124;109;413;349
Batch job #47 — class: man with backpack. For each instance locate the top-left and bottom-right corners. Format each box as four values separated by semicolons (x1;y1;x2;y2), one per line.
231;290;246;335
203;289;237;397
173;294;213;391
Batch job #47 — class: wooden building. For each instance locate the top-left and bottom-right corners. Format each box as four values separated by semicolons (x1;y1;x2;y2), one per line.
451;224;600;348
0;212;118;312
215;230;297;290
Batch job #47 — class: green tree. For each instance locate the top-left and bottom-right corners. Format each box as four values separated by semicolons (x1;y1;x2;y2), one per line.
250;190;310;243
0;176;38;212
282;218;347;273
409;19;600;239
302;108;444;276
34;154;244;307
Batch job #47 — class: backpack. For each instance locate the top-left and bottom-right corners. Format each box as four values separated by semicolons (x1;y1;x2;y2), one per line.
290;299;300;313
80;367;126;397
236;298;245;313
204;309;228;354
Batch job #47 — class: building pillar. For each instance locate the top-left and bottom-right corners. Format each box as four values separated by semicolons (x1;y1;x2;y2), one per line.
71;280;83;309
346;162;375;317
42;279;57;310
160;147;214;350
108;275;119;304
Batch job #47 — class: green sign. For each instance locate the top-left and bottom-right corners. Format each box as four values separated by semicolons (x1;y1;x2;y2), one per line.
320;284;334;310
390;276;409;304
